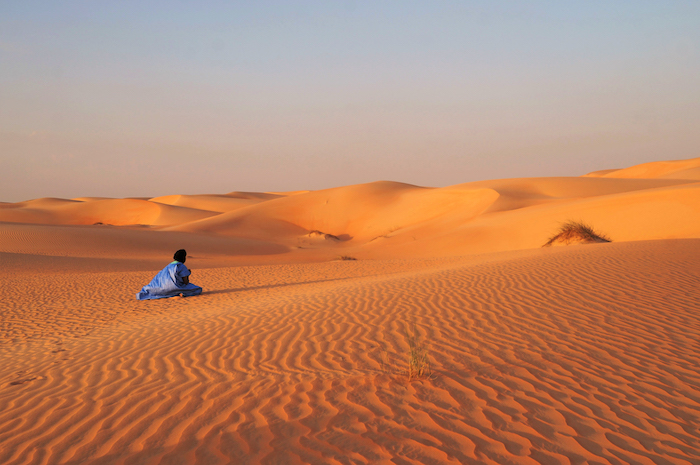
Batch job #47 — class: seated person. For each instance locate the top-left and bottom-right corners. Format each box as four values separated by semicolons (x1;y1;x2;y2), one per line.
136;249;203;300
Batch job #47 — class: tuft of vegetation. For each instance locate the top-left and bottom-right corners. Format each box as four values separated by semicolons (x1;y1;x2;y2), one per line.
543;220;611;247
405;323;432;382
336;255;357;261
377;325;433;382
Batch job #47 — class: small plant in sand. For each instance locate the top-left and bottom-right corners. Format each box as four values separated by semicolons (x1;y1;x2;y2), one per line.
377;323;432;382
379;323;433;383
405;323;431;382
542;220;611;247
337;255;357;261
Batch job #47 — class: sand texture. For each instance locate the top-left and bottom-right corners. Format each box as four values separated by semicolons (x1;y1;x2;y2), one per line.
1;157;699;464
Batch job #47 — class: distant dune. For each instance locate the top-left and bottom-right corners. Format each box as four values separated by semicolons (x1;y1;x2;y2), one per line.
1;157;699;464
584;157;700;180
1;156;698;263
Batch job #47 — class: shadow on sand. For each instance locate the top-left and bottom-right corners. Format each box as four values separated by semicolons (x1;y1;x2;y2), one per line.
201;276;353;297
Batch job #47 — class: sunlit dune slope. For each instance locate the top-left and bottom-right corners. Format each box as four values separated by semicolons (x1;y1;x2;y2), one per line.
359;178;700;258
168;174;699;260
149;192;286;213
584;156;700;180
169;181;500;243
461;176;689;213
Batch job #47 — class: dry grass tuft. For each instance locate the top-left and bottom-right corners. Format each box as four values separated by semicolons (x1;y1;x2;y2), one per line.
405;323;432;382
336;255;357;261
543;220;611;247
377;323;433;382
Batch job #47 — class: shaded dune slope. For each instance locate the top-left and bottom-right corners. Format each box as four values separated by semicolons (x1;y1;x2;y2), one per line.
0;222;287;261
1;240;698;464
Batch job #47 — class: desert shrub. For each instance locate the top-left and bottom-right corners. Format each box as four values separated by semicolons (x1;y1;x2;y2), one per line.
543;220;611;247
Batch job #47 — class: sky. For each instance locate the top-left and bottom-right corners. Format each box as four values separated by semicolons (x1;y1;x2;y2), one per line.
1;1;699;201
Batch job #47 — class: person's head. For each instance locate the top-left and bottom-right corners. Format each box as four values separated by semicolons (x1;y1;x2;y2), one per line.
173;249;187;263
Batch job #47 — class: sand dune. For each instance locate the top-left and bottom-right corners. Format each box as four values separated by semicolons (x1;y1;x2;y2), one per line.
360;179;700;259
1;157;698;261
1;157;699;464
585;156;700;180
0;198;217;227
169;181;500;245
149;192;285;214
169;175;697;257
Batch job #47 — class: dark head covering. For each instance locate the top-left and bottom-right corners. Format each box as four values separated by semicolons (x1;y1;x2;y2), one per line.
173;249;187;263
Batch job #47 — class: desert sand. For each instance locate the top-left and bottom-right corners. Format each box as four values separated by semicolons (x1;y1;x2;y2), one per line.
1;157;699;464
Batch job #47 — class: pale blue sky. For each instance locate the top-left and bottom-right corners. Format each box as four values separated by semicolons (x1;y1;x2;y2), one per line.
2;1;699;201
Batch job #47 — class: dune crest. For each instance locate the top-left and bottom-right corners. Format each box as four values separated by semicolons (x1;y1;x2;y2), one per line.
584;156;700;180
0;197;217;227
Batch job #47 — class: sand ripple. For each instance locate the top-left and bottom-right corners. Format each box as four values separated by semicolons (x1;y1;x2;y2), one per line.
1;240;698;464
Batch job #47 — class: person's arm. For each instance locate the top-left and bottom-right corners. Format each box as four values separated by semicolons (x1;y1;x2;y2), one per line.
175;263;192;285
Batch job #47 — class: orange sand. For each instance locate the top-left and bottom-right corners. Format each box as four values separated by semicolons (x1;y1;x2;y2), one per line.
1;157;699;464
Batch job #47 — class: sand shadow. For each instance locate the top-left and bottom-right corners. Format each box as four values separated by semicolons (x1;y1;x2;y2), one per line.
202;276;352;296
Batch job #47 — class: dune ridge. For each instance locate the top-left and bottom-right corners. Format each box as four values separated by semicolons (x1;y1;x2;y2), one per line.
1;157;698;262
0;198;218;227
584;157;700;180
